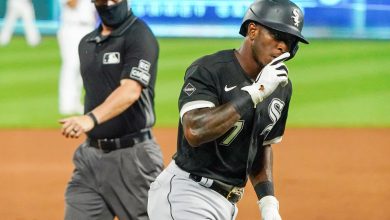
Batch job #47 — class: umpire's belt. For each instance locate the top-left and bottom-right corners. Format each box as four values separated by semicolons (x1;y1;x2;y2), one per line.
189;173;244;204
87;129;152;152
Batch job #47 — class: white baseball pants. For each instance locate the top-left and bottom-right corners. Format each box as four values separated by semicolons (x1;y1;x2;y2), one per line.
0;0;41;46
148;160;238;220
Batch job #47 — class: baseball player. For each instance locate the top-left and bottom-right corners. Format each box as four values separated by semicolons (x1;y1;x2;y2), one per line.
59;0;163;219
58;0;96;115
0;0;41;46
147;0;309;220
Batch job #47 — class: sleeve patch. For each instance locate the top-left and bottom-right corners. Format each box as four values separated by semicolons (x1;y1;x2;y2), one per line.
139;59;151;72
183;83;196;96
130;67;151;86
129;59;152;86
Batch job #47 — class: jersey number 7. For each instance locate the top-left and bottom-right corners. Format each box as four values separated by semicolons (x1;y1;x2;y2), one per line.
220;120;245;146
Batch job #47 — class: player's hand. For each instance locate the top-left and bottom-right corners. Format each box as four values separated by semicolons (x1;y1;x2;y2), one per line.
258;196;282;220
241;52;290;107
59;115;95;139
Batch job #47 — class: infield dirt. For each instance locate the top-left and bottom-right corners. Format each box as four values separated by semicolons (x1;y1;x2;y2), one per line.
0;128;389;220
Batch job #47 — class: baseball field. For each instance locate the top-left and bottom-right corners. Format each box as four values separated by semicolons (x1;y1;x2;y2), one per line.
0;36;389;219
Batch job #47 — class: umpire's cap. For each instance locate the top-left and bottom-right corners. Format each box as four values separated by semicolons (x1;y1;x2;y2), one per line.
239;0;309;44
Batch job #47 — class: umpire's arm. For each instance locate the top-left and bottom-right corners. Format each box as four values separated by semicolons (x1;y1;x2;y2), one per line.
59;79;142;138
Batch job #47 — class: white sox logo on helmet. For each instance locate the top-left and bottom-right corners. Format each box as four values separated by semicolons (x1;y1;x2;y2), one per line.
291;8;300;27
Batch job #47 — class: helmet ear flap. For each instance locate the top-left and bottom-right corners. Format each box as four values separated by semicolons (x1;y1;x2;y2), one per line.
240;20;251;37
287;43;299;61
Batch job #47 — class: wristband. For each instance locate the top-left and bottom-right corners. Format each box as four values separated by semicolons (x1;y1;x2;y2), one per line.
254;180;274;200
230;91;254;116
87;112;99;126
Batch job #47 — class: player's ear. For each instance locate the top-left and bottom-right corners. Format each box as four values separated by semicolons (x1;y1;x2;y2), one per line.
247;22;257;40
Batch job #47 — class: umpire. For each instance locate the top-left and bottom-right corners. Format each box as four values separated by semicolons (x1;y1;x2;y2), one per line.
59;0;163;219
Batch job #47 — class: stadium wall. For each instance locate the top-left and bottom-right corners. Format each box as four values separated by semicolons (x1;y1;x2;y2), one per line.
0;0;389;39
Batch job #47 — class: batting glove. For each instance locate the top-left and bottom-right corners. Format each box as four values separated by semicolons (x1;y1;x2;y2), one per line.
258;196;282;220
241;52;290;107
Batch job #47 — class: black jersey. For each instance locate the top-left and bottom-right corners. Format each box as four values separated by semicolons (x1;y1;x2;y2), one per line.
174;50;292;187
79;12;159;139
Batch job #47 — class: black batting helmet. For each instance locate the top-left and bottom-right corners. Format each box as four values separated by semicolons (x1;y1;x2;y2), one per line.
240;0;309;58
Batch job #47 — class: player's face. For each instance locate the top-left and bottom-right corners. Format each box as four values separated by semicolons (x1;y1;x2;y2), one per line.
250;23;293;66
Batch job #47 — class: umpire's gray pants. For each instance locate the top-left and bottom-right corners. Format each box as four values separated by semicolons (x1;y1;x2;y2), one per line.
65;139;164;220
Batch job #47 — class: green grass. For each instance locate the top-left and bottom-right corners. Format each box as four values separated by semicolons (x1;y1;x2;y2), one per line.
289;40;390;127
0;36;389;128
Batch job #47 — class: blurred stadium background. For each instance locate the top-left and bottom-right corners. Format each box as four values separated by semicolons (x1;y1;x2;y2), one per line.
0;1;389;220
0;0;389;128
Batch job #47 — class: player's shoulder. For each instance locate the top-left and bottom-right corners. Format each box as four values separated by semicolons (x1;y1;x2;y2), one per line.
194;49;235;67
186;49;235;76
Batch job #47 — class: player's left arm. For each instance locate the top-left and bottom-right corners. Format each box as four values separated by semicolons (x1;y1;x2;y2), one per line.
249;92;291;220
249;144;281;220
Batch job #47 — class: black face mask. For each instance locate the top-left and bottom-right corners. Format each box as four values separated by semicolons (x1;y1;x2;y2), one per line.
96;0;128;28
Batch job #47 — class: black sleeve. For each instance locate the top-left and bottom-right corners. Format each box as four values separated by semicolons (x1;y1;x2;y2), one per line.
263;87;292;145
121;21;159;88
178;64;219;118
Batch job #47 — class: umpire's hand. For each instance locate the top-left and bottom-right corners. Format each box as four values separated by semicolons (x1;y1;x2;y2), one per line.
59;115;94;138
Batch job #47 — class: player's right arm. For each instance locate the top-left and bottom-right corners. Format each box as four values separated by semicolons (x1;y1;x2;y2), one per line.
182;103;241;147
179;61;257;147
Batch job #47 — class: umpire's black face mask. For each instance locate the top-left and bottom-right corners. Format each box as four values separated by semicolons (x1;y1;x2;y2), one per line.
95;0;128;28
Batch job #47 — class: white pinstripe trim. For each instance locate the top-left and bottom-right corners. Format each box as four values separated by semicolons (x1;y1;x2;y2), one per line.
263;136;283;146
180;100;215;120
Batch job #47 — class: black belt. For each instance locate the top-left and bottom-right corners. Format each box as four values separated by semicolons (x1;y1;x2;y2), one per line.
189;174;244;204
87;130;152;153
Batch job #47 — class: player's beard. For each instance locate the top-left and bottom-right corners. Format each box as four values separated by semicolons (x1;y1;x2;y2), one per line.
96;0;129;28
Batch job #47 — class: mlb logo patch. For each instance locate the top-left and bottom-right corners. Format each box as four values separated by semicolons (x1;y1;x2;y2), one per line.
103;52;120;64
